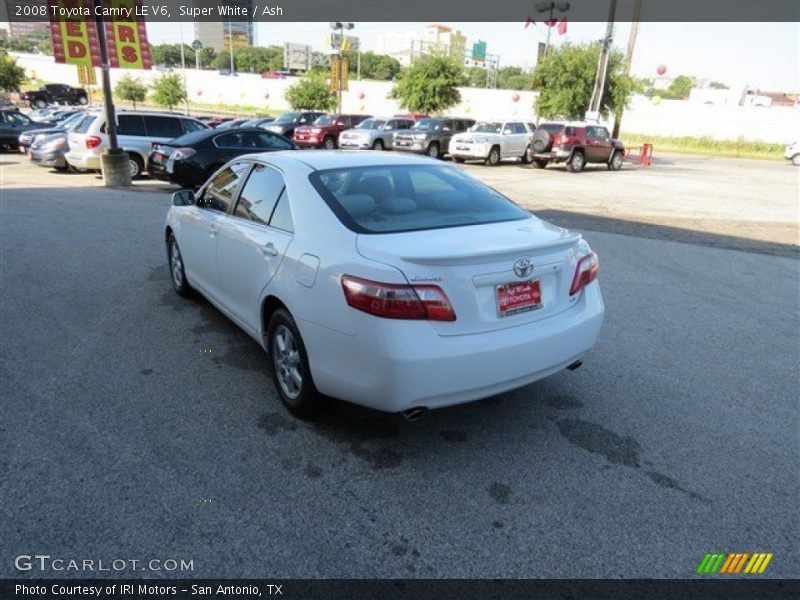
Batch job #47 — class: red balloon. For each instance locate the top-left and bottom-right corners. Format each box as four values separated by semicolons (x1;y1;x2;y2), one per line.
656;65;667;76
512;93;520;102
358;92;365;100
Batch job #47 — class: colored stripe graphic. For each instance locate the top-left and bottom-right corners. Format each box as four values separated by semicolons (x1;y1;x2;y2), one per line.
700;552;774;575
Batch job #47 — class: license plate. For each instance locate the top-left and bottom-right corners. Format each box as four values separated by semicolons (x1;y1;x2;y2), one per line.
496;280;542;317
397;140;409;146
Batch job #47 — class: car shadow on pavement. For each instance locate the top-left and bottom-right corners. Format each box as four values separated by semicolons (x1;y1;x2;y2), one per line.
535;209;799;258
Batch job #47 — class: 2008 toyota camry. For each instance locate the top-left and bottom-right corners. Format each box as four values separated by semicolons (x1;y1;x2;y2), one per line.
164;151;604;419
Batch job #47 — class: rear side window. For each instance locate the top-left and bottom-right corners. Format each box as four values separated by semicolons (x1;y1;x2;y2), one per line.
75;115;97;133
117;115;146;136
143;116;183;139
564;126;577;136
310;165;529;234
214;132;262;149
181;119;206;133
256;133;294;150
539;123;565;135
269;189;294;233
234;164;284;224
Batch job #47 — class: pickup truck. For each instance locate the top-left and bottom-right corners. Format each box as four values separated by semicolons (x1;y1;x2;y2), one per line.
20;84;89;109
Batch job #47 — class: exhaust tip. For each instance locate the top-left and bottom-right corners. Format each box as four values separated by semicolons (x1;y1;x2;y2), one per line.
567;360;583;371
402;407;428;422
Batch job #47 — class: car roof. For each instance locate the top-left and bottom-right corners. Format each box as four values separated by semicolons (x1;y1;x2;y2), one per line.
238;150;445;172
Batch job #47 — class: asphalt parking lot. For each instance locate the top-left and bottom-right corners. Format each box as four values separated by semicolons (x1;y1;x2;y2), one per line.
1;153;798;578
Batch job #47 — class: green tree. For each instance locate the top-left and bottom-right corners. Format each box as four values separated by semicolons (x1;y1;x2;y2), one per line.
661;75;694;99
343;51;401;80
213;51;232;70
0;51;26;92
531;42;635;120
150;43;196;67
150;73;186;111
464;66;487;88
389;53;463;114
284;71;336;111
114;74;147;108
496;66;532;90
709;81;729;90
196;47;216;68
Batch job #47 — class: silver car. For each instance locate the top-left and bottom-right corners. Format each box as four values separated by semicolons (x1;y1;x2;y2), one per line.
338;117;415;151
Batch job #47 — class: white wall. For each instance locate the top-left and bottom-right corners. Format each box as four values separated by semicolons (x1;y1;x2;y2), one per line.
13;53;800;143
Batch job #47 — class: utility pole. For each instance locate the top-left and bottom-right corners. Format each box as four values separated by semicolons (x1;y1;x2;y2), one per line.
228;21;235;74
587;0;617;119
93;0;129;186
612;0;642;138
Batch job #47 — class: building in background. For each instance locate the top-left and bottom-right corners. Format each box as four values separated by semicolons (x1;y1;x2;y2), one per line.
193;1;256;52
377;24;468;66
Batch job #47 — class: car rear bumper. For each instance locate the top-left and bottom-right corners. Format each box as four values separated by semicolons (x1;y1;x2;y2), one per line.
451;144;490;159
65;152;101;170
301;282;604;413
30;151;66;168
393;142;427;154
532;148;572;162
293;137;324;148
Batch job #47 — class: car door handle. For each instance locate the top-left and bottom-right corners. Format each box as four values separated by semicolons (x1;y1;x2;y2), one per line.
261;242;278;257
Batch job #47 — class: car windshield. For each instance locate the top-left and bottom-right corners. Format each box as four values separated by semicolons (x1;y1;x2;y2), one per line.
74;115;97;133
169;129;215;146
240;119;261;127
314;115;339;126
355;119;386;130
470;122;502;133
275;112;302;123
412;119;439;131
310;164;530;234
538;123;565;134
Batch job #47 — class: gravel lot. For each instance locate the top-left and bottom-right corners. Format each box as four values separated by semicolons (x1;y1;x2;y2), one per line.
1;153;798;578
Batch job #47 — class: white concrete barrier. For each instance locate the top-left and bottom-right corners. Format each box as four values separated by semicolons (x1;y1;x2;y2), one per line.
12;52;799;143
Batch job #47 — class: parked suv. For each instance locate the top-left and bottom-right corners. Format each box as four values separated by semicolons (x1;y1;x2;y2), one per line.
450;120;534;165
293;114;371;149
21;84;89;108
0;109;42;150
338;116;416;151
529;123;625;172
393;117;475;159
263;111;326;139
65;111;208;178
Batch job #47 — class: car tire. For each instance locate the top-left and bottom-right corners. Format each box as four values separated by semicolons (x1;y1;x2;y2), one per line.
453;156;465;163
567;150;585;173
33;99;47;109
792;154;800;166
426;142;441;159
485;146;501;166
533;159;549;169
167;233;192;297
371;139;384;151
268;308;321;419
520;145;531;164
129;154;143;179
323;136;336;150
608;150;624;171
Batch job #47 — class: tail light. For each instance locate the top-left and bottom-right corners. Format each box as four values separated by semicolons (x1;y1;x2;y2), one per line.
570;252;599;296
171;147;196;161
341;275;456;321
85;135;102;149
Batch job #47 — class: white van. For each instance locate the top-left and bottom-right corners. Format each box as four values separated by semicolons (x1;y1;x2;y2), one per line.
65;110;207;178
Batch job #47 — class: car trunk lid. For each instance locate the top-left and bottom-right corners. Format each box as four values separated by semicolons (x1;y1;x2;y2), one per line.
356;217;585;336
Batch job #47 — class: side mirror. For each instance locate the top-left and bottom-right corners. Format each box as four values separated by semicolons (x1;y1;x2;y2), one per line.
172;189;195;206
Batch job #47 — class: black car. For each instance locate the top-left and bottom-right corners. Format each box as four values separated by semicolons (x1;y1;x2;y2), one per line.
215;119;250;130
147;127;297;188
21;84;89;108
0;109;44;150
262;111;326;138
240;117;275;129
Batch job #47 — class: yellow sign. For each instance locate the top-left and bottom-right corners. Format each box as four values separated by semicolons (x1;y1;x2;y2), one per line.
50;0;101;68
76;65;97;86
330;55;349;92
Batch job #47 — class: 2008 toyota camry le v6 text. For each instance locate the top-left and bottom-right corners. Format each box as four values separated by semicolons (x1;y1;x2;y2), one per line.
164;151;604;419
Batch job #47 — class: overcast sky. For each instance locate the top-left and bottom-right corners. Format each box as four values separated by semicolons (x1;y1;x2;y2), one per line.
146;21;799;92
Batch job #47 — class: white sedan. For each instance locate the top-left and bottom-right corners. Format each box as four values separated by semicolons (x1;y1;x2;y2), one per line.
165;151;604;419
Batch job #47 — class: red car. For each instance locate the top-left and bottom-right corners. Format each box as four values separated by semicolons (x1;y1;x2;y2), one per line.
293;114;372;149
394;112;430;121
528;122;625;173
261;71;286;79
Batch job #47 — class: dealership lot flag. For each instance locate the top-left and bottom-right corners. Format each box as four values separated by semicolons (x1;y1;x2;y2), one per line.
49;0;151;70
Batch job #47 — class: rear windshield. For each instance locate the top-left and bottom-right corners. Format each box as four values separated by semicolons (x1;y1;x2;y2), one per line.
471;122;502;133
169;128;214;146
309;165;530;234
538;123;564;134
74;115;97;133
412;119;440;131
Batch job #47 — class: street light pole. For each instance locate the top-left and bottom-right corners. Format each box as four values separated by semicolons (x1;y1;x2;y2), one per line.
179;23;189;115
228;21;235;74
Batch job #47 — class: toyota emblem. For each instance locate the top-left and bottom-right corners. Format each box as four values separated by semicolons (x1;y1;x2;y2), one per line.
513;258;534;279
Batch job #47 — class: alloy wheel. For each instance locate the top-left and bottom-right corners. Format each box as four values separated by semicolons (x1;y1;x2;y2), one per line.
273;325;303;400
